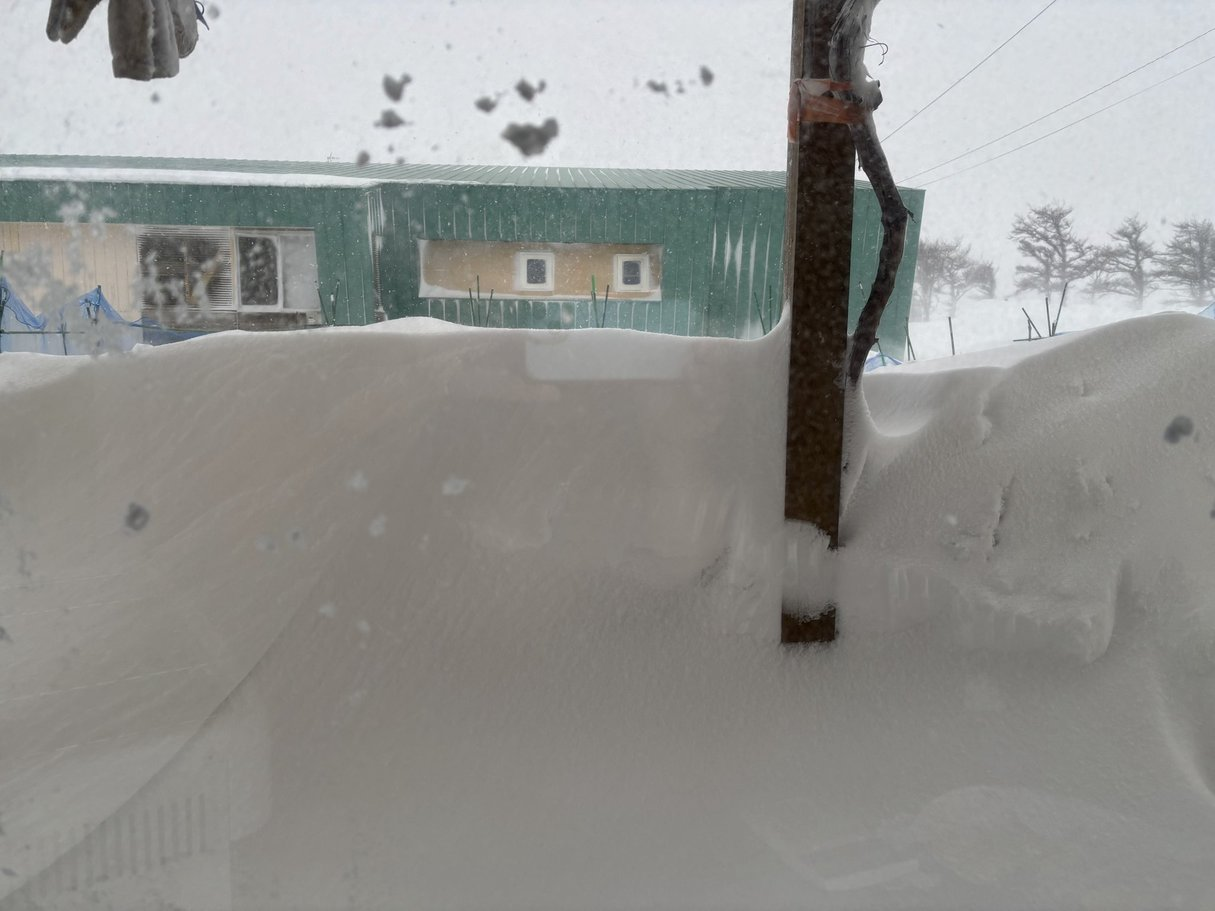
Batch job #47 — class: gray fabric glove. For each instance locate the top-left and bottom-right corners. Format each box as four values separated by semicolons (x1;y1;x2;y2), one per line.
172;0;200;59
46;0;106;43
109;0;199;80
47;0;201;80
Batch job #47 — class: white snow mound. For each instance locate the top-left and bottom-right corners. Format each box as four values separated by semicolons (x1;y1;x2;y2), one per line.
842;312;1215;669
3;312;1215;909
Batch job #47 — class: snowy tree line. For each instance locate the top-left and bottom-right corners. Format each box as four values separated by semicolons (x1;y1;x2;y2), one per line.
914;206;1215;319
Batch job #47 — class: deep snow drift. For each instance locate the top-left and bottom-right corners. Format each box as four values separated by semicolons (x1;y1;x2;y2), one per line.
3;312;1215;909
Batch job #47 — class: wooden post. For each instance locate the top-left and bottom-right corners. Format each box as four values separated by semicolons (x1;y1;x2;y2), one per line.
781;0;855;644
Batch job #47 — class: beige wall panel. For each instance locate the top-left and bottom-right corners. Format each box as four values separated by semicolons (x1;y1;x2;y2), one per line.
81;224;140;316
50;227;67;287
420;241;662;300
1;223;20;256
113;228;141;316
3;223;143;317
4;224;70;309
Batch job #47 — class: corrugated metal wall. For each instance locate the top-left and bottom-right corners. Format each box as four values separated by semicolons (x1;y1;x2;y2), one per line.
376;184;788;338
0;180;376;325
377;181;924;349
1;172;924;350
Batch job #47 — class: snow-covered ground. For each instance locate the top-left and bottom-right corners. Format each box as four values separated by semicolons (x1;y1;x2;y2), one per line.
907;292;1196;362
3;308;1215;909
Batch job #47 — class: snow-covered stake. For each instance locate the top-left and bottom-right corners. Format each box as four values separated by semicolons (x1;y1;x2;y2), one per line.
466;276;495;328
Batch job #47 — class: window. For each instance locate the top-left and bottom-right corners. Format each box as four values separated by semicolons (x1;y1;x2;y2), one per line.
514;251;555;292
237;234;282;308
138;227;233;311
138;227;319;323
613;253;651;292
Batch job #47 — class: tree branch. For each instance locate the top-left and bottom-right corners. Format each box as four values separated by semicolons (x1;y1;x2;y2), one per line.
828;0;910;386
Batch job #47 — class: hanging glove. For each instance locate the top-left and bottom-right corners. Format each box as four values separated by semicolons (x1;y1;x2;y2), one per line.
46;0;105;43
47;0;201;80
109;0;199;80
171;0;200;59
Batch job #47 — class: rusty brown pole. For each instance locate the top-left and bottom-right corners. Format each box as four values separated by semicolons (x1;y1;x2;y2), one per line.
781;0;855;644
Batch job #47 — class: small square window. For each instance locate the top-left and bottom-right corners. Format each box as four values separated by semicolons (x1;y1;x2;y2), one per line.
526;257;548;285
514;251;555;292
613;254;650;292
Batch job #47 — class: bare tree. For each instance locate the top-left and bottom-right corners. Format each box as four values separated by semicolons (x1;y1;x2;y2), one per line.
1095;216;1156;307
1154;219;1215;306
911;238;953;319
1085;255;1121;302
1010;204;1094;295
825;0;910;385
912;238;995;318
964;259;997;300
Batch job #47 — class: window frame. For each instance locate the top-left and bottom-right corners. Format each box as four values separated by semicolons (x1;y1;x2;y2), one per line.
137;226;235;311
613;253;651;293
137;226;321;316
235;231;286;311
513;251;556;293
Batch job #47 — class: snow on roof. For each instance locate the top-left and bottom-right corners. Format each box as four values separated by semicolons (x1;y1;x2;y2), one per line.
0;165;381;189
0;154;791;190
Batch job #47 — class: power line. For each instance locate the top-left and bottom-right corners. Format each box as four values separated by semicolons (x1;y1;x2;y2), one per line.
882;0;1062;143
904;26;1215;182
918;50;1215;187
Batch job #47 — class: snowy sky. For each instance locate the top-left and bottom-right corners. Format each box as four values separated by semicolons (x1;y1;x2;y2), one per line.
3;0;1215;287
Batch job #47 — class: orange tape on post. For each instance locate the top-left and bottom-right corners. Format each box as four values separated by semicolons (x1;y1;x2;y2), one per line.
787;78;867;140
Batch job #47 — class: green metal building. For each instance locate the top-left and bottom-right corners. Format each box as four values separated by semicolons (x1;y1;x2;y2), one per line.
0;156;923;352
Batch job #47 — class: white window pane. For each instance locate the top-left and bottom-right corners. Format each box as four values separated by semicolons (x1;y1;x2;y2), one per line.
238;235;280;308
280;232;320;310
525;257;548;285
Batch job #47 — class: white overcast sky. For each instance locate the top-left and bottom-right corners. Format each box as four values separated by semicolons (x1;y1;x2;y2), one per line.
3;0;1215;289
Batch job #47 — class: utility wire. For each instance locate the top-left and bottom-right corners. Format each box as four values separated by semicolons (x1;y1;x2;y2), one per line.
882;0;1062;143
904;26;1215;182
919;50;1215;187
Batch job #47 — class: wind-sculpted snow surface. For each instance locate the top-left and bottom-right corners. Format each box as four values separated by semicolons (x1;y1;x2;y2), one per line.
842;312;1215;668
2;313;1215;909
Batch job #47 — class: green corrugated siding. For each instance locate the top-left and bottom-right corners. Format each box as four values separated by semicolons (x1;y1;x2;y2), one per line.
0;157;924;348
423;179;914;348
377;181;795;338
0;178;376;327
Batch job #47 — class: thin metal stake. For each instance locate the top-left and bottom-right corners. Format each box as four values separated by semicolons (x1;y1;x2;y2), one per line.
1020;308;1043;340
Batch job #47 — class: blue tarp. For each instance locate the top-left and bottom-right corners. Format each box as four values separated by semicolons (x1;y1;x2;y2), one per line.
0;279;225;352
0;277;47;330
40;286;143;355
864;353;903;372
77;285;128;324
1;281;169;354
70;286;211;346
0;277;53;352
